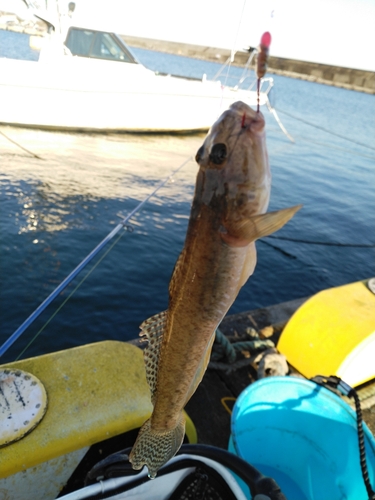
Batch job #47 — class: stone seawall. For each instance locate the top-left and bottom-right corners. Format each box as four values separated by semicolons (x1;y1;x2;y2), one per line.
121;35;375;95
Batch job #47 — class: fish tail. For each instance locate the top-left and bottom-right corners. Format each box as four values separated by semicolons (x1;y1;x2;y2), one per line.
129;414;185;479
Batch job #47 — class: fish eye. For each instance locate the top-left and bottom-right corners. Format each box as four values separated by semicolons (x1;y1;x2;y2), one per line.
209;143;227;165
195;146;204;163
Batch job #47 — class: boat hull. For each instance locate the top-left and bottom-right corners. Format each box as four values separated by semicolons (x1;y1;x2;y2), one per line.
0;57;266;132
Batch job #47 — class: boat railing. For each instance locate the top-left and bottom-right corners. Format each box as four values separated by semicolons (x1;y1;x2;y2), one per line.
234;76;274;94
211;49;274;97
213;49;273;94
213;48;257;81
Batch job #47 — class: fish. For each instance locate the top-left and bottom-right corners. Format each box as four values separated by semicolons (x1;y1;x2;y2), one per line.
129;101;301;478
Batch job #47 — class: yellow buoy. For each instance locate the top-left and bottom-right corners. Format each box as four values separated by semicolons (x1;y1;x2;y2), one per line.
277;279;375;387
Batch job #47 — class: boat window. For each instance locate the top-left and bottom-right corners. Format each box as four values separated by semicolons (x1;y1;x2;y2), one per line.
65;29;95;57
65;28;137;63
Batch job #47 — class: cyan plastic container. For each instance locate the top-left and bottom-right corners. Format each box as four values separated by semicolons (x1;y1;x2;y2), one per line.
229;377;375;500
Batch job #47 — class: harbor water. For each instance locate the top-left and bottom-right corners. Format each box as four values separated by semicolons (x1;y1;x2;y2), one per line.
0;30;374;363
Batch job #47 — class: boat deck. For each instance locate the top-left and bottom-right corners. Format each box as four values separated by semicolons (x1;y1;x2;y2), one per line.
185;298;375;446
59;297;375;495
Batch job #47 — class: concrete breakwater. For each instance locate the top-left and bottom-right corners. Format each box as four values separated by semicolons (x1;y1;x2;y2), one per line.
0;12;46;35
1;13;373;94
122;35;375;95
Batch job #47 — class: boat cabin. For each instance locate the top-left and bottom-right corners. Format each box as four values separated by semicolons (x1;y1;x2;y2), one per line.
64;27;138;64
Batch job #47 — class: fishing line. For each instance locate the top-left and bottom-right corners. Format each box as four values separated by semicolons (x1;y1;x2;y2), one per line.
231;0;247;62
296;137;375;160
276;108;375;151
266;235;375;248
266;113;375;159
0;129;43;160
222;0;247;88
259;238;297;258
15;231;124;360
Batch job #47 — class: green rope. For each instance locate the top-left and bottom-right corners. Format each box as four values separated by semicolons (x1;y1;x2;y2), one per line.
16;230;125;360
212;328;274;364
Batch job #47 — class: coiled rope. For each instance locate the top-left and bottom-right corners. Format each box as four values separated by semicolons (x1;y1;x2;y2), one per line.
209;328;274;373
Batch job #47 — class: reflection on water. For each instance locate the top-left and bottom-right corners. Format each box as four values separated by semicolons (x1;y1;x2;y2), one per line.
1;126;202;234
0;124;207;361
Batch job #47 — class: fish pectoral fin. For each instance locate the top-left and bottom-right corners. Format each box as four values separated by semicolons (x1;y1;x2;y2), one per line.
140;310;168;404
129;414;185;478
229;205;302;242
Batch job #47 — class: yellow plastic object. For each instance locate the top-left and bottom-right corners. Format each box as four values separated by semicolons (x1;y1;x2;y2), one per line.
185;412;198;444
278;280;375;387
0;341;152;479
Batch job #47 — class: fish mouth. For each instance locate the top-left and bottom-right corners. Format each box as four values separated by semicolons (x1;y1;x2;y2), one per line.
195;101;265;171
229;101;255;114
228;101;265;135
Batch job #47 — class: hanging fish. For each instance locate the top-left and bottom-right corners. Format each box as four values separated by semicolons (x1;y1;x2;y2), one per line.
129;101;301;478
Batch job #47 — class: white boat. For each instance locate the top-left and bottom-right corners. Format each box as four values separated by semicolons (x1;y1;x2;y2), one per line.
0;6;274;133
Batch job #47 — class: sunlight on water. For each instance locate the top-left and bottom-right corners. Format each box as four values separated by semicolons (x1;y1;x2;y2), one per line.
0;127;202;234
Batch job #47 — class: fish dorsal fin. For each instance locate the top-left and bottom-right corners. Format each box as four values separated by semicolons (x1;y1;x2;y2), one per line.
228;205;302;243
140;311;167;404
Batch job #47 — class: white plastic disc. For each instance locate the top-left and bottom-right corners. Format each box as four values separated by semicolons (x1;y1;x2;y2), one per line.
368;277;375;294
0;369;48;447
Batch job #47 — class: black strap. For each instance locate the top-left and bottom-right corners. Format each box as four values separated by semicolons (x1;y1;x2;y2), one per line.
311;375;375;500
85;444;286;500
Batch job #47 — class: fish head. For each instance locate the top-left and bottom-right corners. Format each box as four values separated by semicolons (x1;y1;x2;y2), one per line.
194;101;271;220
